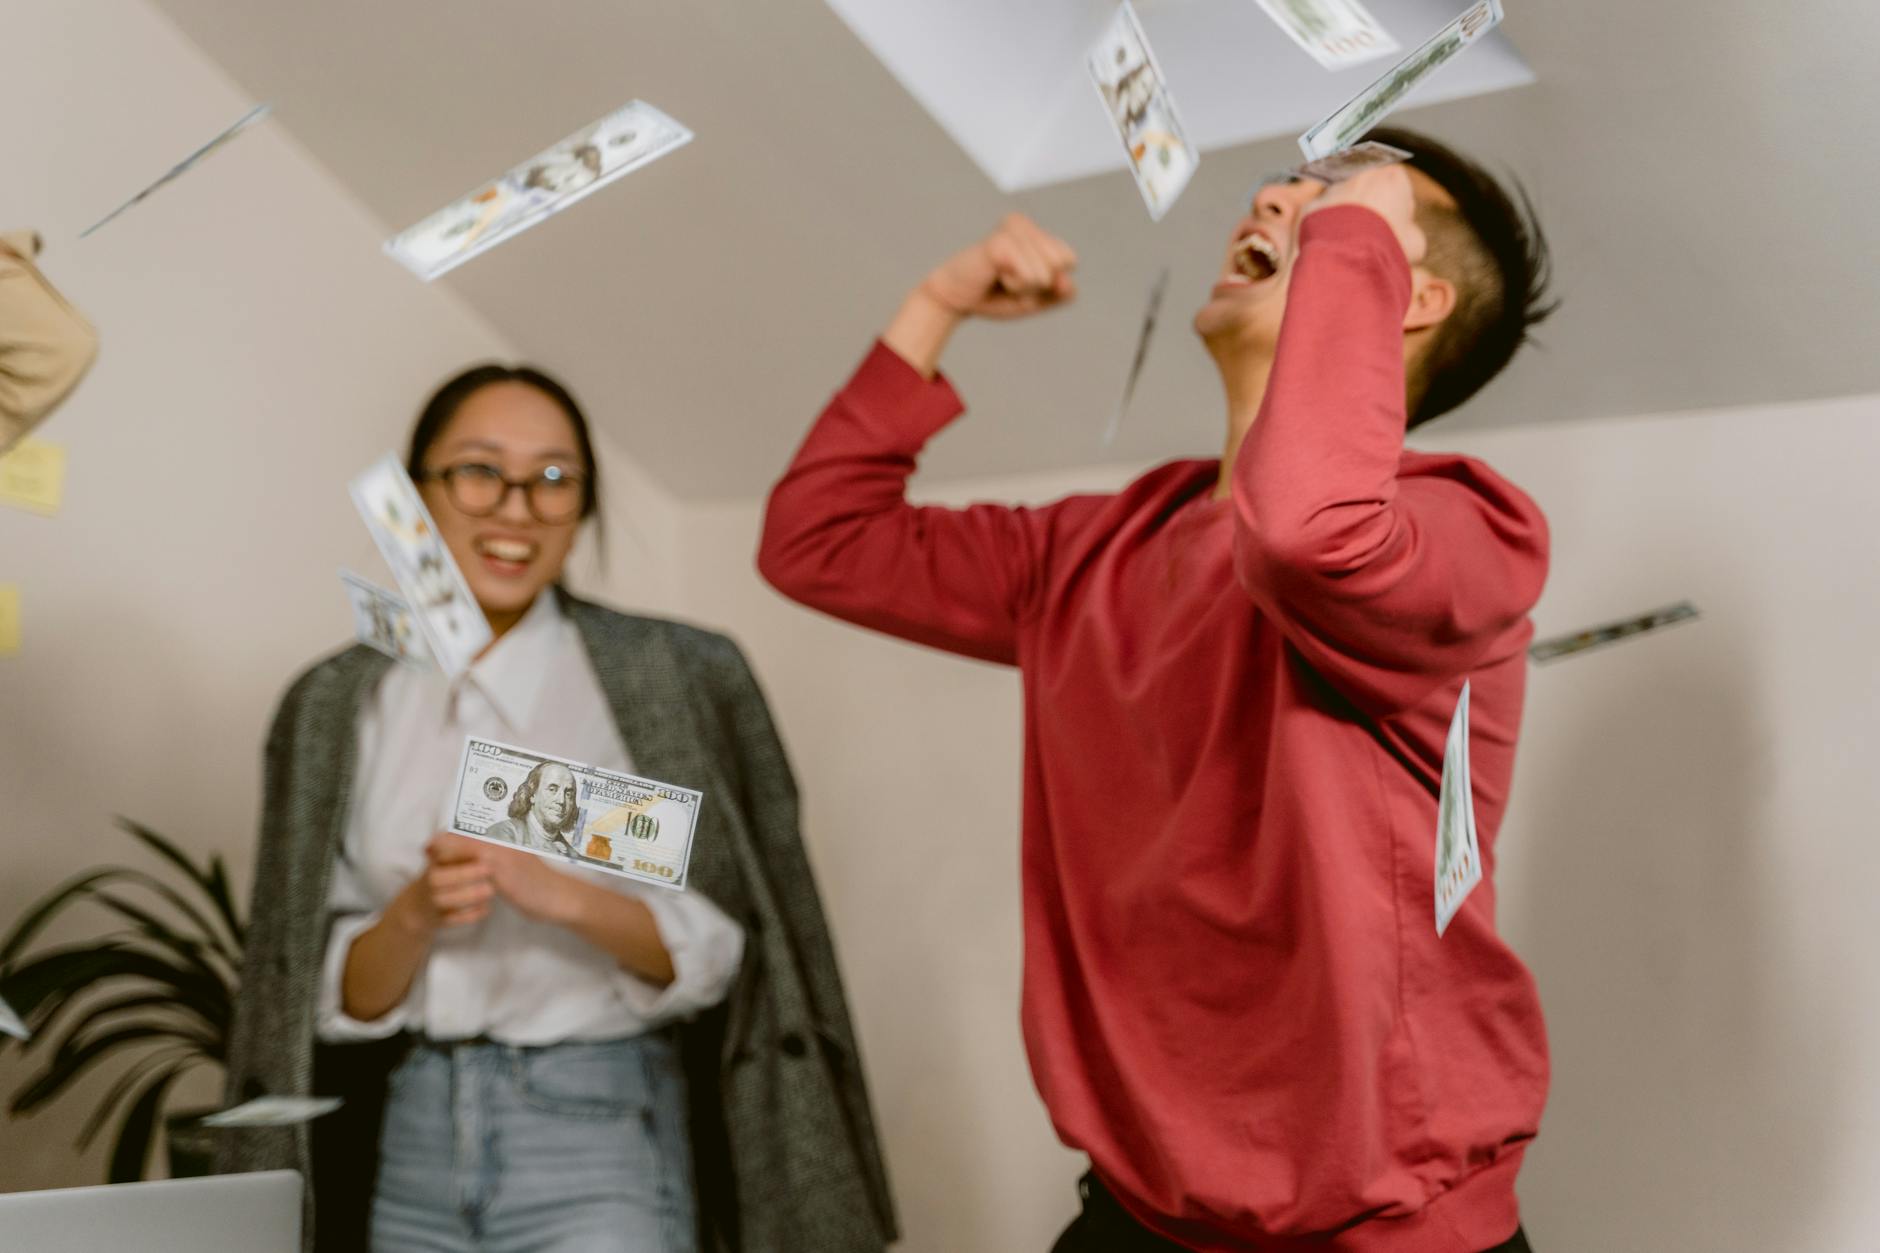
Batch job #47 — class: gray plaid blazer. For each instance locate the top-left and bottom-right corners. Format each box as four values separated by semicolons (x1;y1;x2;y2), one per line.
216;592;896;1253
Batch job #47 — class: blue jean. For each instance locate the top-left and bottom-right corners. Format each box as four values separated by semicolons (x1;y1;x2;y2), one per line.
372;1035;697;1253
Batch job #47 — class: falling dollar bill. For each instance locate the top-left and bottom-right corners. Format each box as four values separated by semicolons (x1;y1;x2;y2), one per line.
0;994;28;1041
202;1096;342;1128
340;569;431;667
1529;602;1700;664
1435;681;1482;936
1089;1;1200;221
449;737;702;891
1295;139;1413;184
1298;0;1503;161
349;454;491;678
1103;266;1169;447
1254;0;1400;70
82;104;272;238
386;100;692;281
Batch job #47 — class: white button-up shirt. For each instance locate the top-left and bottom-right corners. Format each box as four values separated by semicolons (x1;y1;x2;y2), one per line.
316;592;745;1044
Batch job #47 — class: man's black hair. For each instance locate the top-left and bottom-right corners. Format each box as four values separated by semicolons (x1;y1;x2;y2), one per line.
1364;127;1556;428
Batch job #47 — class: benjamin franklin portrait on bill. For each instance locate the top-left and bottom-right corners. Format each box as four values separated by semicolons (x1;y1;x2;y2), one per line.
482;761;581;857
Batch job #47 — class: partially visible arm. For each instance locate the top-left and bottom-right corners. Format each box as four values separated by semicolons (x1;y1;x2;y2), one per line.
1230;205;1548;715
337;895;439;1023
881;285;963;380
756;341;1048;663
469;837;677;988
554;878;676;988
758;214;1080;664
339;836;493;1022
0;235;98;455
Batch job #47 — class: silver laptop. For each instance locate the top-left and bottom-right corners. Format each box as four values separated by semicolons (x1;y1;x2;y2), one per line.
0;1170;301;1252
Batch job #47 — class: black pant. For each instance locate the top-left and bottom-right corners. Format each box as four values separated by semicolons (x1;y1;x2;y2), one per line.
1051;1173;1533;1253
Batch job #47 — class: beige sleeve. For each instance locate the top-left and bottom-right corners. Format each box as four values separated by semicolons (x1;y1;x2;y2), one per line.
0;238;100;455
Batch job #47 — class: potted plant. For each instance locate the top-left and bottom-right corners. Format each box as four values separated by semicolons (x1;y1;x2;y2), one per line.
0;818;243;1181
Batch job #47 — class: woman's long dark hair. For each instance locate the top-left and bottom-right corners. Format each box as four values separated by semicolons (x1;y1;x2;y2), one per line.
405;364;603;527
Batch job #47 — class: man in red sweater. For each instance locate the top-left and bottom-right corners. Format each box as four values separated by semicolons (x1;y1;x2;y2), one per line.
759;127;1555;1252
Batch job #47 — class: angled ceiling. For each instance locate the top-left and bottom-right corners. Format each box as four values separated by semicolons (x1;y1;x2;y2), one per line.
146;0;1880;500
823;0;1533;191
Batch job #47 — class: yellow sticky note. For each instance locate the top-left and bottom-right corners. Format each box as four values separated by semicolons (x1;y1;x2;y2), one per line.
0;584;19;657
0;439;67;515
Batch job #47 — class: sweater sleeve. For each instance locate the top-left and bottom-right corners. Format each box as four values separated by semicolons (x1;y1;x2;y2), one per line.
757;342;1054;666
1230;206;1549;716
0;240;98;456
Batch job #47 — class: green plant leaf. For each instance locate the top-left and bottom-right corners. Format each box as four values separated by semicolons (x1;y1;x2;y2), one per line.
90;890;238;987
0;944;228;1055
0;945;143;1024
0;868;239;974
0;870;141;969
61;1010;217;1064
205;855;245;949
108;1067;182;1183
77;1047;197;1150
59;992;219;1067
115;819;244;950
14;1021;208;1115
98;874;241;970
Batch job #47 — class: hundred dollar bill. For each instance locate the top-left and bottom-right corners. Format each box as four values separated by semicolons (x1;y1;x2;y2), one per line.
349;454;491;678
1529;601;1700;664
1255;0;1399;70
0;994;28;1041
340;569;430;667
202;1096;341;1128
1295;139;1413;184
1435;681;1482;936
1298;0;1503;161
1089;1;1199;221
82;104;272;238
449;737;702;891
386;100;693;281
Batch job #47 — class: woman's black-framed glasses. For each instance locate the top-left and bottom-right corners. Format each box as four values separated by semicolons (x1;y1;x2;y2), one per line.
419;463;587;524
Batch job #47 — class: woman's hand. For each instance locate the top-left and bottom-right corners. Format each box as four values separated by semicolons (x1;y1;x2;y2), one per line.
340;833;491;1022
387;833;496;936
385;833;675;988
479;841;677;987
478;841;583;925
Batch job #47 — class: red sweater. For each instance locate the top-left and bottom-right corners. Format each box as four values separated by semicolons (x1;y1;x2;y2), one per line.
759;207;1550;1251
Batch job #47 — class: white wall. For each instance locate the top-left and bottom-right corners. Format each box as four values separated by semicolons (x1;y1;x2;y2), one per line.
0;0;683;1189
670;390;1880;1253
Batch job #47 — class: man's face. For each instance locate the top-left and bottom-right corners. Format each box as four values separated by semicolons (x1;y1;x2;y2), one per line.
1192;165;1450;355
532;765;577;828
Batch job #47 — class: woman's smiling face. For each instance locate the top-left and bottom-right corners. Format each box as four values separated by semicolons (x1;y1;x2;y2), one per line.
414;380;589;632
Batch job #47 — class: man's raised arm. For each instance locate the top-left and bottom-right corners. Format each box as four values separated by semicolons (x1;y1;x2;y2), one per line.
757;215;1080;665
1228;174;1548;715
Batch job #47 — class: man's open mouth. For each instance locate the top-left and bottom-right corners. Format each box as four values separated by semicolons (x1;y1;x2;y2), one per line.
1233;233;1281;282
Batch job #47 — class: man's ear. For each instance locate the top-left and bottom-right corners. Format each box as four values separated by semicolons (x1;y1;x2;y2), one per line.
1404;270;1457;333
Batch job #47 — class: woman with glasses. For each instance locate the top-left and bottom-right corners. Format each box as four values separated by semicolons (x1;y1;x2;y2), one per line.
220;365;896;1253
